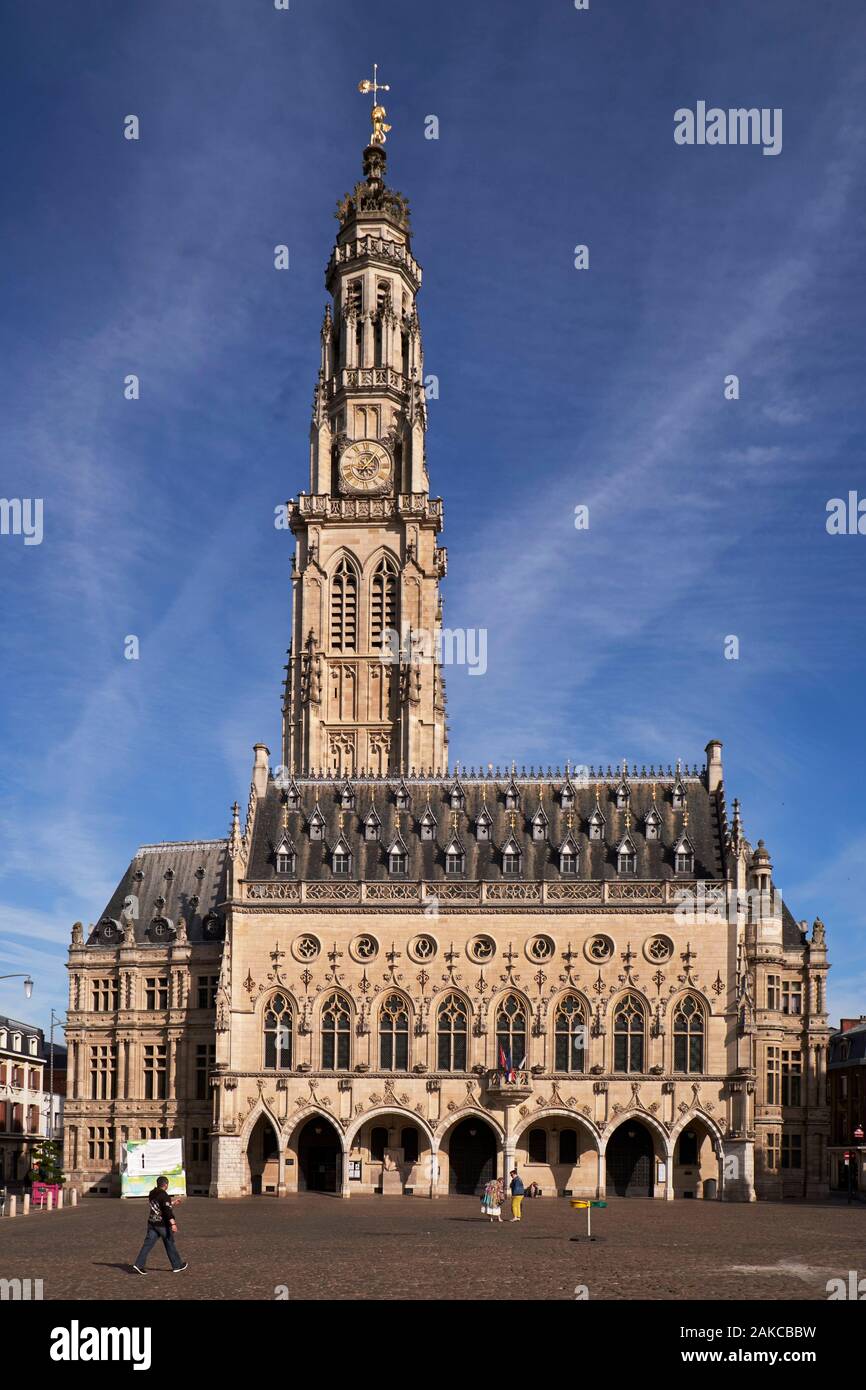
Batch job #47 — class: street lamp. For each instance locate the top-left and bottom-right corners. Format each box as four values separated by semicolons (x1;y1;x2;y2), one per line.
0;975;33;998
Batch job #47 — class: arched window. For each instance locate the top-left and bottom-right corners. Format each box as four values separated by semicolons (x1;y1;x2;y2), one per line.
495;994;527;1072
445;841;465;875
437;993;469;1071
330;556;358;653
370;1126;388;1161
673;995;705;1073
554;994;586;1073
401;1126;419;1163
321;992;351;1070
379;993;410;1071
559;1129;578;1165
263;994;293;1070
528;1128;547;1164
613;994;645;1073
370;555;398;650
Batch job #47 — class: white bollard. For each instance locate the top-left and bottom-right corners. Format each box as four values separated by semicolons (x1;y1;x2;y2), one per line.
23;1193;30;1216
70;1189;78;1207
46;1190;53;1211
8;1196;16;1217
57;1189;64;1210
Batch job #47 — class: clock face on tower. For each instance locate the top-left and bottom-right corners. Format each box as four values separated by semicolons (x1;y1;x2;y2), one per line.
338;439;393;496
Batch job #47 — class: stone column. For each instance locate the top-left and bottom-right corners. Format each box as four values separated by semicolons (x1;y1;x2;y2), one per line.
209;1133;244;1198
596;1150;606;1199
429;1139;440;1198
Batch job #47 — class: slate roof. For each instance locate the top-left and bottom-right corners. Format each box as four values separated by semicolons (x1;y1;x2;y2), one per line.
246;773;726;883
88;839;228;946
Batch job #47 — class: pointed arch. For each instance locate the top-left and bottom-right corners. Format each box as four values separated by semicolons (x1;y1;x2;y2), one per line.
320;989;353;1070
435;990;471;1071
550;989;589;1073
671;990;707;1074
377;990;412;1071
492;989;530;1071
369;549;399;650
329;552;360;652
612;991;649;1073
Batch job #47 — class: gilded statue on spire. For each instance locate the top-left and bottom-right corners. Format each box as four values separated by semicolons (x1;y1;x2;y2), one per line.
358;64;392;144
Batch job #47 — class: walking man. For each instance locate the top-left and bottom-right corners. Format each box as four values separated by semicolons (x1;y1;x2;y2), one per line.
132;1175;188;1274
509;1167;525;1222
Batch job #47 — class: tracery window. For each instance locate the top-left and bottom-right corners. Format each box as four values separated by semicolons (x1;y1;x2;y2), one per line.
370;555;398;651
554;994;586;1073
437;993;469;1071
613;994;645;1073
264;994;293;1070
330;556;358;653
672;995;704;1073
495;994;527;1071
379;993;410;1071
321;992;351;1070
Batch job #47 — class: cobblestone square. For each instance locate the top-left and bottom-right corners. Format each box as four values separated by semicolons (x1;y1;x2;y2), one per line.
1;1196;864;1301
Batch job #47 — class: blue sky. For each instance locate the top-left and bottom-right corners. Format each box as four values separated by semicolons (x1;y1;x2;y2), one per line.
1;0;865;1031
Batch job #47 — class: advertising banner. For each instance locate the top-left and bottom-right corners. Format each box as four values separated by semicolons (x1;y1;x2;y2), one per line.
121;1138;186;1197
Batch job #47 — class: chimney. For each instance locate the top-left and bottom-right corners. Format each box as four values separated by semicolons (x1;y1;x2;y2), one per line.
252;743;270;798
705;739;723;793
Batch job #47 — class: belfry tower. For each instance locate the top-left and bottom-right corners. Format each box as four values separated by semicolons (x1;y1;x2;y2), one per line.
283;79;448;777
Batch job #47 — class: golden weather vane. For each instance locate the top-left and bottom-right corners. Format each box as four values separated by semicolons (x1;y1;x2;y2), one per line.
358;63;392;144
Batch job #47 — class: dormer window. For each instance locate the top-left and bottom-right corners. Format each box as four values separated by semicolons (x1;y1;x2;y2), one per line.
672;779;686;809
364;809;381;842
476;809;493;842
616;835;637;874
615;780;630;810
504;778;521;811
388;837;409;876
28;1037;38;1056
674;835;694;874
588;808;605;841
560;779;575;810
444;835;465;876
449;779;465;811
559;835;579;875
275;836;296;875
531;809;548;843
645;808;662;842
12;1033;22;1051
502;836;522;877
308;806;326;841
285;779;301;811
395;779;411;812
332;837;353;876
420;808;437;841
340;778;355;810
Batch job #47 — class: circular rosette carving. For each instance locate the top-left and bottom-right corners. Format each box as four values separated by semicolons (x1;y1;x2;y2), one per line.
466;934;496;964
349;933;379;963
643;934;673;964
291;933;321;962
584;934;614;963
408;933;438;963
525;934;555;963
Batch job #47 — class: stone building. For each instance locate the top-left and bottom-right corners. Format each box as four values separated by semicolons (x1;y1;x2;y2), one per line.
63;116;831;1202
0;1016;47;1185
827;1017;866;1195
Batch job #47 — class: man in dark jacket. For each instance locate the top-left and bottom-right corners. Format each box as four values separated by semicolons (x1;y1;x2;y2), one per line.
132;1176;188;1274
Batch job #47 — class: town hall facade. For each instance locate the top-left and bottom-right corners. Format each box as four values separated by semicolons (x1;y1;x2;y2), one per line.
63;111;831;1203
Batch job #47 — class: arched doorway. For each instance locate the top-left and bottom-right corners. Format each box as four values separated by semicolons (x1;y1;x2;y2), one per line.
606;1120;654;1197
448;1118;497;1195
673;1117;721;1198
297;1116;342;1193
247;1114;280;1195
